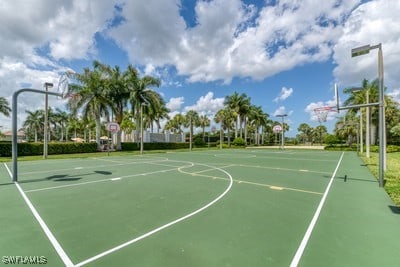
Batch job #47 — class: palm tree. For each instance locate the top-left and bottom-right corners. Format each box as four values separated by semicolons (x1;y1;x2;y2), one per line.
214;107;235;147
23;110;42;142
224;92;251;138
199;114;210;139
184;110;200;150
93;61;130;150
315;125;328;144
297;123;313;144
126;65;161;143
342;78;399;145
248;105;268;145
0;97;11;117
67;62;112;150
54;108;69;141
335;114;358;146
120;111;136;142
165;114;185;134
67;116;81;140
144;91;169;133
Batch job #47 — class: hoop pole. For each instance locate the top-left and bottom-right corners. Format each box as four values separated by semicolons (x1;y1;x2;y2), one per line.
12;89;62;182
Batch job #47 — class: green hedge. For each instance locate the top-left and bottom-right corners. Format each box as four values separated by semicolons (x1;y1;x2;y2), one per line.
121;142;190;151
324;144;400;153
0;142;97;157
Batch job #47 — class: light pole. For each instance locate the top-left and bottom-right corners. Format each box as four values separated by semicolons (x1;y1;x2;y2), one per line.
276;114;287;149
351;43;385;187
140;102;148;155
366;89;370;158
43;82;53;159
349;87;365;155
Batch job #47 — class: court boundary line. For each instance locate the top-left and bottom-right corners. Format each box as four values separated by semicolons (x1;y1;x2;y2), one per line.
3;163;74;267
24;164;192;193
18;158;169;176
227;163;331;175
74;162;233;267
178;166;323;195
289;151;345;267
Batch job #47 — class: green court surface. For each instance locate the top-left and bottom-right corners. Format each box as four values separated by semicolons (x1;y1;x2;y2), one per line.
1;149;399;266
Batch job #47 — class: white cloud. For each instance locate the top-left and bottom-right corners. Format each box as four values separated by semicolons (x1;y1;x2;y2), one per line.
108;0;359;83
333;0;400;90
184;92;225;115
0;0;119;130
0;0;117;61
388;89;400;104
0;59;69;130
274;87;293;102
166;97;184;112
305;99;338;122
273;106;293;117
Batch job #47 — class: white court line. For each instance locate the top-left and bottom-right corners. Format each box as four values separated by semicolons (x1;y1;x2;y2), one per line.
3;163;74;267
19;158;168;175
256;155;337;162
289;152;344;267
74;162;233;267
225;164;330;175
24;166;188;193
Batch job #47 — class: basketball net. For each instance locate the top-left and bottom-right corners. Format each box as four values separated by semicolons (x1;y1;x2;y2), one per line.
314;106;336;123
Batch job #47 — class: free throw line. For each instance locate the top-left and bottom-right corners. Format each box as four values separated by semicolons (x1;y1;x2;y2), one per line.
3;163;74;267
289;152;344;267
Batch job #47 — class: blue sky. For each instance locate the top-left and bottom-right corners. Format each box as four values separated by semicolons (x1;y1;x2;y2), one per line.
1;0;400;137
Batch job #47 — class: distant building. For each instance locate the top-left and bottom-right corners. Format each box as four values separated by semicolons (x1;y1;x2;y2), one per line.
2;129;26;142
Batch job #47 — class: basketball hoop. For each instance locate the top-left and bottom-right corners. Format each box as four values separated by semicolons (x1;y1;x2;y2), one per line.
57;73;69;99
57;71;77;99
107;122;120;133
273;125;282;133
314;106;336;123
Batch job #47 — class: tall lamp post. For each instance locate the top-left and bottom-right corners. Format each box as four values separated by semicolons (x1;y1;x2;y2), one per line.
351;43;385;187
43;82;53;159
140;102;148;155
276;114;287;150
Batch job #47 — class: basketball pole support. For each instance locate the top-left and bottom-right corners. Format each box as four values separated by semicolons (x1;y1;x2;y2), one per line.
335;85;384;187
12;89;62;182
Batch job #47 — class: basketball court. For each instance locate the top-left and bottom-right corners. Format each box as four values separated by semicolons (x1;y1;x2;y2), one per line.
1;149;399;266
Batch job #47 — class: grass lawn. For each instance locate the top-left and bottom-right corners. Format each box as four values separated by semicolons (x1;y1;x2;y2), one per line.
360;152;400;206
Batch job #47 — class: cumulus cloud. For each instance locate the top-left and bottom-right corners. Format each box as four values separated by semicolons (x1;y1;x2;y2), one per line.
0;0;119;129
0;0;117;61
333;0;400;90
273;106;293;117
388;89;400;104
108;0;360;83
274;87;293;102
305;99;338;122
166;97;184;111
183;92;225;115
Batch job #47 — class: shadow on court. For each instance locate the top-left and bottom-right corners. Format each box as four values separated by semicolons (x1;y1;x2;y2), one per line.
12;170;114;184
388;205;400;215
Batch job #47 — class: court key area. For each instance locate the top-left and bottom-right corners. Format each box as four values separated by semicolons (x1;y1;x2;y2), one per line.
1;149;399;266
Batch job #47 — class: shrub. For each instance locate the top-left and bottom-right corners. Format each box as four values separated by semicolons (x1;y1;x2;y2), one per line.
0;142;97;157
232;137;246;147
194;137;206;147
324;134;341;145
121;142;190;151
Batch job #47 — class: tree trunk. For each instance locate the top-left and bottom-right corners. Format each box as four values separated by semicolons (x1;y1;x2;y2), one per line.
189;123;193;151
96;116;101;151
227;128;231;147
